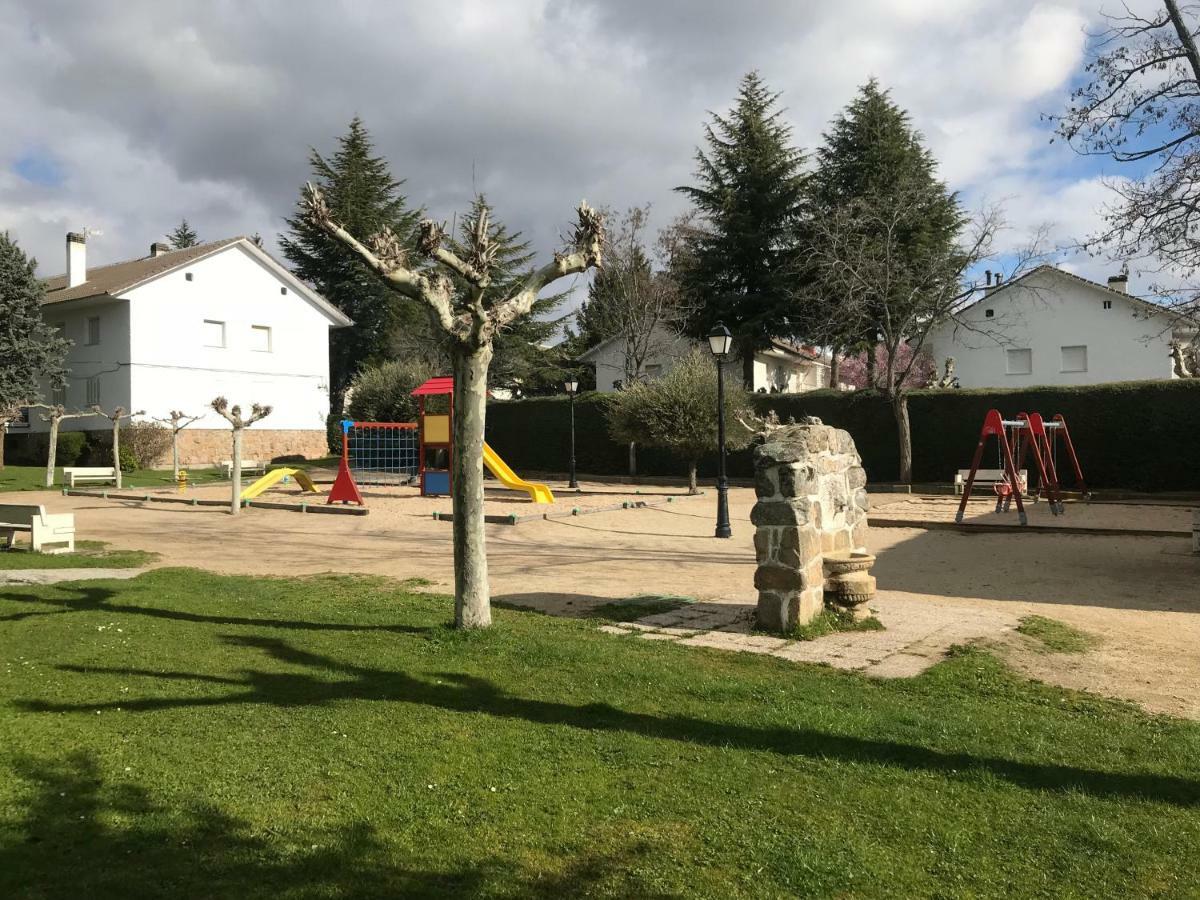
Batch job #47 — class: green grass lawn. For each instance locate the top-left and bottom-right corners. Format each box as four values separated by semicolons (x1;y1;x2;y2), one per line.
0;540;158;570
1;571;1198;898
0;465;227;493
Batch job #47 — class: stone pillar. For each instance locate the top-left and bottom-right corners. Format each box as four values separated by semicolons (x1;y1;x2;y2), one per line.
751;421;872;632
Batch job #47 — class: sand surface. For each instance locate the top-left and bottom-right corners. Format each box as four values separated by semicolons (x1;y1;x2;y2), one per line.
10;482;1200;718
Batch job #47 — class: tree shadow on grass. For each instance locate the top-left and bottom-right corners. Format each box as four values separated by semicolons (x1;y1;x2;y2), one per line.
0;584;433;635
0;752;665;900
16;635;1200;809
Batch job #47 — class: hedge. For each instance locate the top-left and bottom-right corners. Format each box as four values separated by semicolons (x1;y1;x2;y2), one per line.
485;379;1200;492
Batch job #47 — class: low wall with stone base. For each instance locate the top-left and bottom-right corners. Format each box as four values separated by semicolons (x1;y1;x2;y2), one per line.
172;429;329;468
751;421;870;632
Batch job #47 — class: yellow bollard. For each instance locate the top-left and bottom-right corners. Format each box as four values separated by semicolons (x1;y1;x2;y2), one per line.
177;469;189;493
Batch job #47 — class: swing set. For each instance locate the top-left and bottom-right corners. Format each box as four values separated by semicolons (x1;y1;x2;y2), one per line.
955;409;1088;525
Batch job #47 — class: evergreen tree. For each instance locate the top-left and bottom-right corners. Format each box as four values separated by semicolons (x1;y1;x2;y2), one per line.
167;219;200;249
281;117;423;414
675;71;809;388
0;233;69;467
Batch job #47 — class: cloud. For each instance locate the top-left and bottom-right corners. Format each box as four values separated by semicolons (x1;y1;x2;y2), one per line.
0;0;1115;309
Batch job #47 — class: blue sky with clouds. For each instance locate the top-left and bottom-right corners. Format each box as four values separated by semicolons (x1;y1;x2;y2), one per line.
0;0;1165;301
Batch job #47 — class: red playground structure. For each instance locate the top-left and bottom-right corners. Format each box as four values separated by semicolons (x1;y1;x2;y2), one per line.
955;409;1088;525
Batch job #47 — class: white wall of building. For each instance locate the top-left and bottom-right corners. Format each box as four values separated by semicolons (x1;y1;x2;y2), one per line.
584;328;694;392
125;245;332;430
925;268;1181;389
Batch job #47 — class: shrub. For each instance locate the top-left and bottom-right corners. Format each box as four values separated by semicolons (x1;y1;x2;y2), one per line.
55;431;86;467
119;421;172;469
347;360;436;425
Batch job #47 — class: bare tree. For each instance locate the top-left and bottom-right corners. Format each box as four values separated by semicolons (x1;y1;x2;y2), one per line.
211;397;272;516
33;404;100;487
803;189;1014;483
0;405;23;469
1050;0;1200;323
304;183;603;629
152;410;203;481
92;406;142;489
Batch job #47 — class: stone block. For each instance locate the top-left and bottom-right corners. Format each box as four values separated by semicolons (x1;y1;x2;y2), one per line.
754;563;806;591
847;466;867;490
755;590;796;632
854;489;870;511
834;429;857;455
778;527;821;569
779;463;817;499
754;466;780;499
750;498;815;527
850;519;869;550
754;442;806;468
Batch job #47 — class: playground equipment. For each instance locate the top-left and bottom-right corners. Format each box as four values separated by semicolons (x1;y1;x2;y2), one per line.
411;376;554;504
955;409;1087;525
239;467;320;501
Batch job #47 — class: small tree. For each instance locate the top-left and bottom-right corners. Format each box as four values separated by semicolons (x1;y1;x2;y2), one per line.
211;397;272;515
346;360;435;424
152;411;202;480
167;219;200;249
33;404;100;487
605;349;753;493
0;232;69;468
92;407;142;488
305;184;603;629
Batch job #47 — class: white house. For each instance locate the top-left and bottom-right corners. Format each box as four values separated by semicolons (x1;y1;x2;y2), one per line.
924;265;1196;389
22;232;350;464
578;325;830;393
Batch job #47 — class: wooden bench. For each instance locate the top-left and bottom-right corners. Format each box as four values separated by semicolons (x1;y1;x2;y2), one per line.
220;459;266;477
954;468;1028;496
63;466;117;487
0;503;76;554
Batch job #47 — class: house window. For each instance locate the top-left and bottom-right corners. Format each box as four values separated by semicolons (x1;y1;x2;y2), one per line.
643;364;662;379
1103;300;1113;309
1005;348;1032;375
203;320;226;348
1060;345;1088;373
250;325;272;352
985;309;994;318
86;316;100;345
86;376;100;406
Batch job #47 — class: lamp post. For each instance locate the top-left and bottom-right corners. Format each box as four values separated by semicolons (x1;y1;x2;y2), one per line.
708;322;733;539
565;375;579;490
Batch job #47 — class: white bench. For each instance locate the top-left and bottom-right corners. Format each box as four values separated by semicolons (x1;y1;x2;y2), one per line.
954;468;1028;495
63;466;117;487
0;503;76;554
220;459;266;477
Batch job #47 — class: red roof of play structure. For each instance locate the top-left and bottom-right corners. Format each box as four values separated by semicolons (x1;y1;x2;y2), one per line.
412;376;454;396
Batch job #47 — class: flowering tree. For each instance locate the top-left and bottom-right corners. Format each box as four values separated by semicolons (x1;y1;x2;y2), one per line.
837;344;936;391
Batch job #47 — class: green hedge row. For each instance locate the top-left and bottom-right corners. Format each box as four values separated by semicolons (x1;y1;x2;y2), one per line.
485;379;1200;492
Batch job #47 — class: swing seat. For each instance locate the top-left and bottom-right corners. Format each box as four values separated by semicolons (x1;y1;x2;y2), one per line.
955;468;1027;496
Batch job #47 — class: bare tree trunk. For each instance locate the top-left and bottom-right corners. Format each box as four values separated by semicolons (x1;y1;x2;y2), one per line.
628;441;637;477
112;420;122;489
172;432;180;481
46;419;60;488
891;391;913;484
230;428;242;516
451;341;493;629
0;426;5;469
828;347;840;389
688;460;698;494
865;347;877;390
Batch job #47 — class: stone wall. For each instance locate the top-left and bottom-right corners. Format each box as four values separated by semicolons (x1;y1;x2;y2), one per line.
170;429;329;468
751;421;870;632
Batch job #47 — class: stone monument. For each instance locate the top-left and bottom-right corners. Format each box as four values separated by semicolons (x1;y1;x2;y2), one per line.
750;418;873;632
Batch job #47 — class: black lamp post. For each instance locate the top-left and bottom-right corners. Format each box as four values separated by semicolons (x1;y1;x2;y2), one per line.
565;375;579;490
708;322;733;539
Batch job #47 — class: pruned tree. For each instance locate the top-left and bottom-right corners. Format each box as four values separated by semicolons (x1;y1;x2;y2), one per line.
1049;0;1200;323
33;404;100;487
152;410;203;480
802;186;1003;483
92;407;142;489
304;183;604;628
211;397;272;515
605;349;753;493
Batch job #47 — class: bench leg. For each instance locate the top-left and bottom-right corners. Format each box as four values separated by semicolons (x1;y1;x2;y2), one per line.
1;529;16;550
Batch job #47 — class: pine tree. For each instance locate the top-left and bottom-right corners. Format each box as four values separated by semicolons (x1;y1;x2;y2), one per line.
281;117;422;414
0;233;69;467
167;219;200;249
676;71;809;388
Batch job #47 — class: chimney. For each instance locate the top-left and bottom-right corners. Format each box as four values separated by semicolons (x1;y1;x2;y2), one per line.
150;241;171;257
995;273;1004;286
985;269;992;286
1107;272;1128;294
66;232;86;288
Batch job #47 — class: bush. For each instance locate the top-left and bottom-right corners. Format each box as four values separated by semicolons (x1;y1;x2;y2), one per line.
347;360;436;424
55;431;86;467
119;421;173;469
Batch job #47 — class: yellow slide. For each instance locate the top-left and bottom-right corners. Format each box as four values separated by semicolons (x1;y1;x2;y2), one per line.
239;467;320;501
482;442;555;504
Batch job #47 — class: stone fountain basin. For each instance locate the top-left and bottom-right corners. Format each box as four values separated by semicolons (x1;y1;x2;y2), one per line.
822;550;875;576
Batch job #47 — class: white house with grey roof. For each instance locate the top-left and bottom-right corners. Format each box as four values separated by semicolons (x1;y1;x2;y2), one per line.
19;232;349;464
924;265;1196;389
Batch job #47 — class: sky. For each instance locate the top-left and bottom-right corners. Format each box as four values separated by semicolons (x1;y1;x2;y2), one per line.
0;0;1153;307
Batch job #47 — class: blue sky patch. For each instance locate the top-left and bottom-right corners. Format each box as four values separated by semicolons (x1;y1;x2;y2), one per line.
13;150;65;187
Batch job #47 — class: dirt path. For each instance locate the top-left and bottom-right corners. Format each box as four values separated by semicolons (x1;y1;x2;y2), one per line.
11;484;1200;718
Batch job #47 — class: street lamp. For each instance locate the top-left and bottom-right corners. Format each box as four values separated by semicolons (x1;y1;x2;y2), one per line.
707;322;733;539
565;375;579;490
